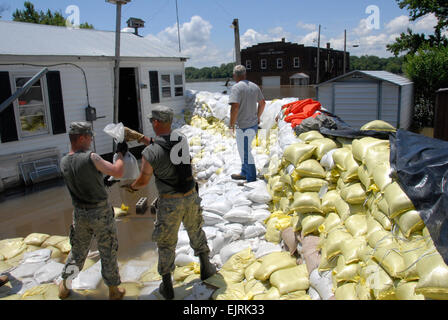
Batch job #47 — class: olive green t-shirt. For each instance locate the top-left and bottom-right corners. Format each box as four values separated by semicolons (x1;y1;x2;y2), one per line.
61;150;108;207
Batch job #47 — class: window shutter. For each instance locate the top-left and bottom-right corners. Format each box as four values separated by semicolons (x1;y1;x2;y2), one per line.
149;71;160;104
0;71;18;143
46;71;66;134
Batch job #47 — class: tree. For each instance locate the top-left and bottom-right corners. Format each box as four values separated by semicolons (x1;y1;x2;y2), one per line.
12;1;94;29
185;62;235;80
386;0;448;56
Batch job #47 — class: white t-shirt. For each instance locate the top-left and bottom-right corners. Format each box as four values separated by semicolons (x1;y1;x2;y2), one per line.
229;80;264;129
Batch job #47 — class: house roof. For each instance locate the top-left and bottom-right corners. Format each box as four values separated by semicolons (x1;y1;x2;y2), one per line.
0;20;187;60
290;73;309;79
316;70;413;87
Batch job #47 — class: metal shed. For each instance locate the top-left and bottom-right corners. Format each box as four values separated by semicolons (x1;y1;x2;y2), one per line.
316;70;414;129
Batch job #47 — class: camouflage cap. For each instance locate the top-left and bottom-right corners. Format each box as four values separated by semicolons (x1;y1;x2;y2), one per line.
148;105;173;123
68;121;93;135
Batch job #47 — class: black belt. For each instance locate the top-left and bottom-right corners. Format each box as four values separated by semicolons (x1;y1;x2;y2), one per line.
75;200;109;209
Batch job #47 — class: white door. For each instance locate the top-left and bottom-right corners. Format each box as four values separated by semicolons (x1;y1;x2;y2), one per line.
334;83;378;129
262;76;280;87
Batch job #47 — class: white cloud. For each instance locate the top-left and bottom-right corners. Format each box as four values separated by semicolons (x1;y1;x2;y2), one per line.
240;29;276;48
385;15;410;34
414;13;438;33
297;21;316;32
354;18;374;37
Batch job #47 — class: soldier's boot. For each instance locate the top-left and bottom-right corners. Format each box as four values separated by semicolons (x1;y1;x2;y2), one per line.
199;253;217;280
159;274;174;300
109;286;126;300
58;280;71;299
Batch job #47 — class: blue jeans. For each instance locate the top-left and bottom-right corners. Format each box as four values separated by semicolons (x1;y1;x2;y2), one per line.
236;124;258;182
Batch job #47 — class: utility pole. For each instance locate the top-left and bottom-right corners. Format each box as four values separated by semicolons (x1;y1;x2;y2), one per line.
175;0;181;52
316;24;321;84
343;29;347;74
232;18;241;65
106;0;130;124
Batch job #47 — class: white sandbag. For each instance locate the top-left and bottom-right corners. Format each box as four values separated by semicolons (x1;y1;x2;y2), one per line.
309;269;334;300
243;222;266;239
229;195;252;207
219;240;253;264
252;209;272;222
223;223;244;241
202;211;226;225
202;226;218;239
177;230;190;247
308;286;322;300
16;278;39;296
70;260;102;290
223;206;254;223
10;261;47;279
212;232;227;256
251;203;269;210
111;151;140;180
175;245;191;256
247;187;272;204
320;149;337;170
203;198;233;216
34;260;65;284
120;260;150;283
255;241;283;259
175;253;198;267
21;249;52;264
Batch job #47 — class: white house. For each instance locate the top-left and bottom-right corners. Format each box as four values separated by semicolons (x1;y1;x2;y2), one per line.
316;70;414;130
0;20;188;190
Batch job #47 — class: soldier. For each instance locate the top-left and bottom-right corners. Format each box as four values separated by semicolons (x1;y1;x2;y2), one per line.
123;105;216;300
58;121;127;300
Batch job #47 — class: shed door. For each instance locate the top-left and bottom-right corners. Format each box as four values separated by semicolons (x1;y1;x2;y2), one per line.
262;76;280;87
334;83;378;129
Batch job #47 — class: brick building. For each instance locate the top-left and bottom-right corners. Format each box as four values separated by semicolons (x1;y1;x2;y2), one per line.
241;38;349;86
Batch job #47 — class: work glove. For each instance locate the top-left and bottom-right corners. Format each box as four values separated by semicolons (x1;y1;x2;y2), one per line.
124;127;145;142
116;141;128;156
104;175;118;187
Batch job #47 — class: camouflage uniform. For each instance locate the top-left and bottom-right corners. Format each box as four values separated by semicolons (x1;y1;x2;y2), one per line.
153;190;210;275
61;204;120;287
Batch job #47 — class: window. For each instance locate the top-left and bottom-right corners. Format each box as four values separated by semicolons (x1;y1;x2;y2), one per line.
293;57;300;68
174;74;183;97
161;74;171;98
14;77;49;137
261;59;267;70
246;60;252;70
276;58;283;69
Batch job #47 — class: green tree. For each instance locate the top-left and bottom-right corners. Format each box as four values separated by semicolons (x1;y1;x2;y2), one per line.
185;62;235;80
404;45;448;128
12;1;94;29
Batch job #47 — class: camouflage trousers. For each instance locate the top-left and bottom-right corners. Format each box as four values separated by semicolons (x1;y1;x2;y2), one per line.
61;204;121;287
153;190;210;276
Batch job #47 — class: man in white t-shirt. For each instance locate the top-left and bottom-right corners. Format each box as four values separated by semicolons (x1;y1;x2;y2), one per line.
228;65;266;182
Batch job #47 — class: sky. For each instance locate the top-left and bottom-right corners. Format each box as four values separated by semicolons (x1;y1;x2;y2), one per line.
0;0;445;68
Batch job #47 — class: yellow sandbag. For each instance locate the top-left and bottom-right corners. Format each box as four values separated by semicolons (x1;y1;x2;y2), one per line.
372;162;393;192
333;256;361;283
361;259;395;300
332;148;352;171
0;238;26;260
254;251;297;281
344;214;368;237
290;192;322;214
373;245;405;278
253;287;281;300
279;290;312;300
139;262;162;282
360;120;396;132
318;246;338;272
341;237;367;264
21;283;60;300
400;240;428;281
245;279;269;297
395;280;425;300
364;145;390;175
294;178;327;193
120;282;143;299
280;174;294;189
318;212;342;235
245;261;262;281
370;207;392;231
213;282;249;300
342;154;360;182
396;210;425;237
358;165;373;189
298;130;324;142
265;217;282;243
360;245;374;263
310;138;338;160
283;143;316;166
220;248;256;284
415;252;448;299
335;283;359;300
270;264;309;295
384;182;415;219
23;233;50;246
279;197;291;214
291;212;305;232
325;228;353;260
295;159;326;178
341;183;366;205
41;235;67;248
356;282;373;300
55;239;71;254
377;196;390;216
321;190;342;214
301;215;325;237
367;229;394;249
352;137;389;163
334;198;351;221
366;215;384;239
174;262;200;282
